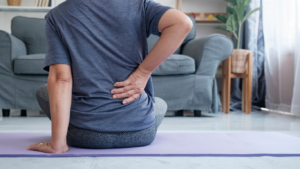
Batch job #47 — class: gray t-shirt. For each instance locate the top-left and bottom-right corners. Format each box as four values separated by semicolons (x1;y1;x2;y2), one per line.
44;0;173;132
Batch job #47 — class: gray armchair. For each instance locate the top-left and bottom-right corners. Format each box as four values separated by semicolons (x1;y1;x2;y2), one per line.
0;16;233;117
0;16;48;117
150;32;233;116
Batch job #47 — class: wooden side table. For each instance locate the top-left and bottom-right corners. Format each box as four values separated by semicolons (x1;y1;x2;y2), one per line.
222;53;253;114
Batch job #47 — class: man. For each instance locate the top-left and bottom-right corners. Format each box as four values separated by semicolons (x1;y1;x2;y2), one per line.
27;0;192;153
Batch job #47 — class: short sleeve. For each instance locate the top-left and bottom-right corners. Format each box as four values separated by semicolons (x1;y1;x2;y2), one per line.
144;0;173;37
43;16;71;72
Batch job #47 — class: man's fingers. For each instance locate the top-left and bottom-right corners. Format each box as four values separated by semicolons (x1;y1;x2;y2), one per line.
122;94;140;104
27;143;40;151
27;145;33;150
111;85;133;94
112;89;136;99
114;79;131;87
27;142;56;153
112;86;144;99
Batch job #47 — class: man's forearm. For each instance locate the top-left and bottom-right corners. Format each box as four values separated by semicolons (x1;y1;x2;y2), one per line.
48;75;72;151
138;20;192;74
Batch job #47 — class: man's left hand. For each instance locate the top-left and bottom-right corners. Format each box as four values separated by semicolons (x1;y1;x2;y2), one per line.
27;142;69;154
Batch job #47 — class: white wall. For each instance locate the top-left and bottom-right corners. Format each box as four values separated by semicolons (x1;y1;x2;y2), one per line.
0;0;230;38
0;0;62;33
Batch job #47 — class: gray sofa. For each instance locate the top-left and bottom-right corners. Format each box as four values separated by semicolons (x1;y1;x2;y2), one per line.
0;16;233;117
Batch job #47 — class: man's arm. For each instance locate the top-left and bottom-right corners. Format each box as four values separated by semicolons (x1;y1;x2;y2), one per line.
112;9;193;104
138;8;193;74
27;63;72;153
48;64;72;152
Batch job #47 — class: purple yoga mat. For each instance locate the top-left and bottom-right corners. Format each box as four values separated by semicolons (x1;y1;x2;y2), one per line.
1;132;300;157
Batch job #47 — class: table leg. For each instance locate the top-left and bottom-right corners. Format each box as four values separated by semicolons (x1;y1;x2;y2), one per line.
242;77;246;113
222;61;227;113
225;56;232;114
246;53;253;114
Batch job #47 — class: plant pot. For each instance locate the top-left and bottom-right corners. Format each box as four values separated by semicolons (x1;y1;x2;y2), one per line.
7;0;21;6
231;49;251;74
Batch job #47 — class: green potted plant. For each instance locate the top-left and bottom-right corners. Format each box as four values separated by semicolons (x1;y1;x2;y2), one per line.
214;0;262;74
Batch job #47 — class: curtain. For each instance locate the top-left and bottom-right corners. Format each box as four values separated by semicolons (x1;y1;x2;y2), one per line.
292;2;300;116
263;0;300;117
263;0;300;116
230;0;266;111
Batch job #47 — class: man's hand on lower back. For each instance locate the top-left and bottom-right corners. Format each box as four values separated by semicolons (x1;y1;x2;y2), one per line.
111;66;151;104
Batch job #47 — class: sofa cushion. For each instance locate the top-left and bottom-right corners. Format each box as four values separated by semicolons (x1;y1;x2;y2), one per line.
13;54;48;75
152;54;195;75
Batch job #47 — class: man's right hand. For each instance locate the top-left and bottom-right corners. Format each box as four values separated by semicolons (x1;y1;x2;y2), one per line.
111;67;151;104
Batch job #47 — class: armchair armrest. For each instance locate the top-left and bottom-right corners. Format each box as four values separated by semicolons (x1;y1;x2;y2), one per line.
0;30;27;73
181;34;233;76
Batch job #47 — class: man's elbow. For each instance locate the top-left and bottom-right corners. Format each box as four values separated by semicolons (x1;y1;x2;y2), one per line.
56;74;72;83
50;72;72;84
48;64;73;84
56;77;72;83
180;16;193;33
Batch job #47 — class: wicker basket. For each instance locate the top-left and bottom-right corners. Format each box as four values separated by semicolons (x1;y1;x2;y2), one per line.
7;0;21;6
231;49;251;74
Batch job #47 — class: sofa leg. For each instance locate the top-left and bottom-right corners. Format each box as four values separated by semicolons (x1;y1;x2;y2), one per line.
2;109;10;117
194;110;202;117
174;110;184;116
21;109;27;117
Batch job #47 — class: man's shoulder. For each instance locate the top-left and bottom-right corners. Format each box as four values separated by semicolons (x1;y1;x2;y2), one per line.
45;0;72;20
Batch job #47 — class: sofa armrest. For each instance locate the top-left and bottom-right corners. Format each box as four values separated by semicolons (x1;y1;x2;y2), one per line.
0;30;27;73
181;34;233;76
